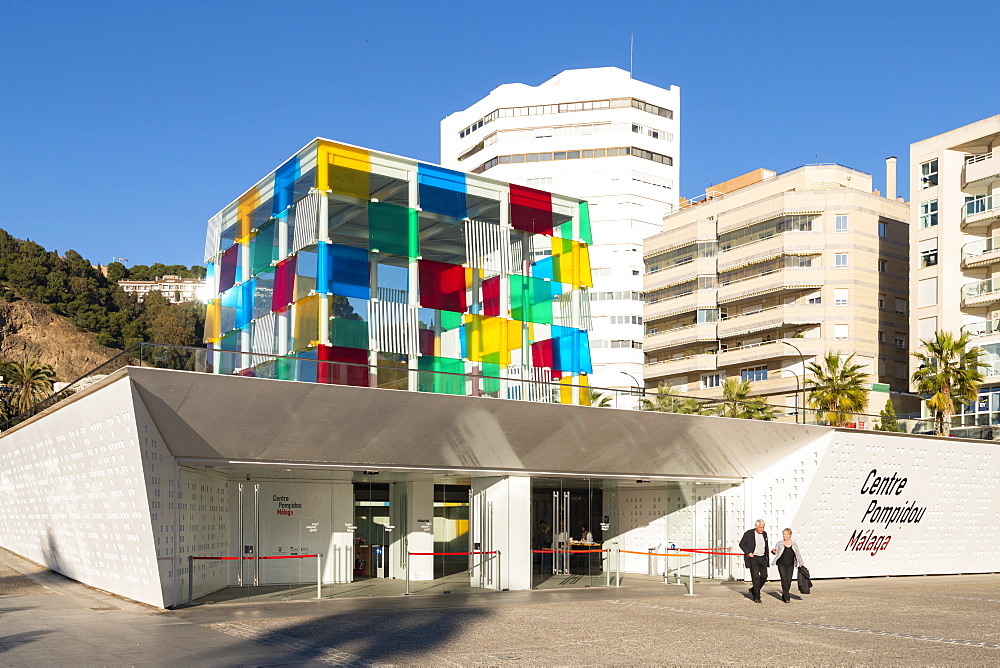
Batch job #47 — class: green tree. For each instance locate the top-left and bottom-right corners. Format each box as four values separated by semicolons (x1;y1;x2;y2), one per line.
807;352;869;427
710;377;775;420
911;331;985;436
583;388;613;407
3;358;57;413
639;382;705;414
875;398;902;432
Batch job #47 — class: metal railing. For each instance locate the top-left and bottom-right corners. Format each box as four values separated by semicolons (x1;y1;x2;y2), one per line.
961;277;1000;301
962;195;996;221
0;341;954;438
962;235;1000;261
965;150;996;165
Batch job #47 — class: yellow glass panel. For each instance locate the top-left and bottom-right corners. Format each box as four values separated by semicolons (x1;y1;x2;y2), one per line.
559;376;574;404
551;238;594;288
464;315;522;366
578;375;591;406
292;295;320;351
204;299;221;342
317;141;371;198
236;187;261;240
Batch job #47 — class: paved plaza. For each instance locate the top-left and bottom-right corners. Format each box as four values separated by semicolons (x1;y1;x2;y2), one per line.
1;547;998;666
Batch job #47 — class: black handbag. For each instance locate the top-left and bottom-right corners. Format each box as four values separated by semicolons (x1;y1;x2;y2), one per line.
797;565;813;594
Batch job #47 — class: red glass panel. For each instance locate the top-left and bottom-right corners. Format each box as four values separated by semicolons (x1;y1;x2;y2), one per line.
510;184;553;236
482;275;501;317
272;256;297;311
418;260;467;313
317;345;369;387
531;338;554;369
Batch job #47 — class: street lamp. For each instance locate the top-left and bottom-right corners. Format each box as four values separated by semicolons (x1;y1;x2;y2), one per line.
620;371;642;400
784;369;801;424
778;340;808;425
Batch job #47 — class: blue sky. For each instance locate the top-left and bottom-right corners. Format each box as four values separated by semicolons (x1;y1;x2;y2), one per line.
1;0;997;268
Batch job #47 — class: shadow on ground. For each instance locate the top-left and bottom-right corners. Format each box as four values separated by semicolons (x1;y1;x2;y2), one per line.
204;605;492;664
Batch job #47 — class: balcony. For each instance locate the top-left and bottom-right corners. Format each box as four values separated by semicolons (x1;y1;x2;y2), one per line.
961;235;1000;269
645;289;718;322
644;256;715;292
961;196;1000;231
717;267;825;305
644;220;717;257
717;304;825;339
961;277;1000;308
643;352;718;380
644;322;718;353
717;235;823;273
716;338;823;368
961;319;1000;343
963;150;1000;191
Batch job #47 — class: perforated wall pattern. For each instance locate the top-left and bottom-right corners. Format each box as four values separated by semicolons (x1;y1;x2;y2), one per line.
750;430;1000;578
0;377;165;607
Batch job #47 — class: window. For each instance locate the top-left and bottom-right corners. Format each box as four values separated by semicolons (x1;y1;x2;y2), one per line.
835;289;848;305
878;259;887;273
878;294;886;310
919;238;938;268
835;324;849;340
878;330;886;343
918;317;937;341
878;222;887;238
919;199;938;228
835;215;849;232
895;333;906;349
894;298;907;316
807;291;822;304
797;256;813;268
741;365;768;382
702;373;722;389
835;253;848;268
920;159;938;188
918;277;938;308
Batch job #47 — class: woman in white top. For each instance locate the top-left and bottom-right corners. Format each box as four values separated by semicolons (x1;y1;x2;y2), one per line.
577;525;593;543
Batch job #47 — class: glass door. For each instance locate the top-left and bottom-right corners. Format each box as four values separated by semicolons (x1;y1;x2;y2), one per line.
531;478;611;589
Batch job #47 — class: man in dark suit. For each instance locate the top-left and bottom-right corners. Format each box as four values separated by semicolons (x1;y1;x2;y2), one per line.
739;519;769;603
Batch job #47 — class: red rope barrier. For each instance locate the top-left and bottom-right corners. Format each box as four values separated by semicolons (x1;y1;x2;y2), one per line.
190;554;318;561
407;551;497;556
531;548;608;554
258;554;318;560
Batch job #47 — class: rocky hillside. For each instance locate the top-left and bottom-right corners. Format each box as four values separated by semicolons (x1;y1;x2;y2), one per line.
0;300;116;381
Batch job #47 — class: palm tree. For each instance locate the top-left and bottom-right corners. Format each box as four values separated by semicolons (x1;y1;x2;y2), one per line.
2;358;57;414
710;377;775;420
583;388;613;407
911;331;984;436
806;352;869;427
639;382;705;414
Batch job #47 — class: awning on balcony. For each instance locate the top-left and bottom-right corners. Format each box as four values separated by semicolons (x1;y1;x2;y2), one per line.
719;322;782;339
719;283;823;304
720;249;823;272
644;332;718;353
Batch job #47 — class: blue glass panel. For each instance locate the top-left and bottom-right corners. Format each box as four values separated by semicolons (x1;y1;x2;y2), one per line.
236;279;255;329
273;157;301;214
532;256;553;281
418;164;467;219
329;243;370;299
254;269;274;320
220;286;239;334
551;325;593;374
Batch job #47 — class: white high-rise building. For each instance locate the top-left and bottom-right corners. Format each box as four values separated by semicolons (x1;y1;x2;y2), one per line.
441;67;680;402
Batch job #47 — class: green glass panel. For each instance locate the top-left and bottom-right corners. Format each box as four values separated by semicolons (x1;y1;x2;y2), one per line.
481;362;500;394
276;356;296;380
369;202;418;257
331;318;368;349
417;356;465;395
509;275;553;325
441;310;463;331
578;202;593;246
250;220;277;275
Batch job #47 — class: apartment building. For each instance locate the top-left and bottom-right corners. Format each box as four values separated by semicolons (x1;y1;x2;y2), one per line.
642;164;910;415
910;114;1000;429
441;67;679;401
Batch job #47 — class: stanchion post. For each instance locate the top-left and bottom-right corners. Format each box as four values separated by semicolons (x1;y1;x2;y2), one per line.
496;551;502;592
187;555;193;606
405;552;410;596
316;553;322;600
685;552;697;596
616;547;621;587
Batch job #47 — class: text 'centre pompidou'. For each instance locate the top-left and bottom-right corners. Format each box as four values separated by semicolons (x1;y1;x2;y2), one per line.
203;139;594;403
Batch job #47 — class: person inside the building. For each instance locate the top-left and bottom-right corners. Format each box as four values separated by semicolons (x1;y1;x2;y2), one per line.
739;519;769;603
770;527;805;603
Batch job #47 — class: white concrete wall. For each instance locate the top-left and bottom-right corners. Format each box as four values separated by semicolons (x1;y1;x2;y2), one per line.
749;429;1000;578
471;476;530;591
0;377;166;607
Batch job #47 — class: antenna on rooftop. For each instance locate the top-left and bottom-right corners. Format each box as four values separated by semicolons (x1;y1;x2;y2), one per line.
629;33;634;79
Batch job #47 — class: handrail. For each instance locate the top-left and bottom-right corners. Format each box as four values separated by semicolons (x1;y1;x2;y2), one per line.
965;149;996;165
962;195;996;221
962;235;1000;261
